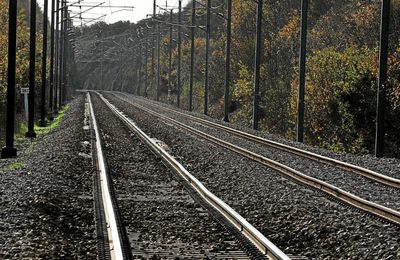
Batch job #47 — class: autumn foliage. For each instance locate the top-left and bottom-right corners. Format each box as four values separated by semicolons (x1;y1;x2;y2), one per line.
0;0;44;144
75;0;400;158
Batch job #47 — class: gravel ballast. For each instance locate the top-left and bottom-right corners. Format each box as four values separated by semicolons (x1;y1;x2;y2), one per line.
0;96;96;259
101;92;400;259
91;94;250;258
119;92;400;179
112;93;400;212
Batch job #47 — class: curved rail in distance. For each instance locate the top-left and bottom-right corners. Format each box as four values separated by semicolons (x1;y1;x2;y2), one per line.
114;92;400;190
107;92;400;226
96;92;290;260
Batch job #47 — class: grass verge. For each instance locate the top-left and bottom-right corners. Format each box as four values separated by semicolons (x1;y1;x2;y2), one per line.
2;105;70;172
34;105;70;135
6;161;23;171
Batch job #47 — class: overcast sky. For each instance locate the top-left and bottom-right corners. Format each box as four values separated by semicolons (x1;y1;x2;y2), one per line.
36;0;190;25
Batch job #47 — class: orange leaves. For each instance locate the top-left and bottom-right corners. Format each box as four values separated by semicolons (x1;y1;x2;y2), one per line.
277;12;300;41
231;0;255;31
348;3;378;27
0;0;9;101
388;47;400;109
0;0;41;102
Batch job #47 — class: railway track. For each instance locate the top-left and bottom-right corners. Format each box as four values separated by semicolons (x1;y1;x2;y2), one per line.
100;92;400;226
88;93;290;259
87;94;131;259
114;92;400;189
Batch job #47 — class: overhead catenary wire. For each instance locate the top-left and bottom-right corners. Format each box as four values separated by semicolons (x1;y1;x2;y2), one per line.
69;2;105;19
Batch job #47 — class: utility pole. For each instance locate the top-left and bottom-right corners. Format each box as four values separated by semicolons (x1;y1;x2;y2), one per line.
375;0;391;157
58;0;65;107
296;0;308;142
57;0;65;110
65;9;71;98
100;39;104;91
49;0;55;118
152;0;156;99
168;9;173;103
54;0;60;112
223;0;232;122
204;0;211;115
144;38;149;97
138;43;142;95
132;46;136;93
189;0;196;111
1;0;18;158
60;3;68;106
40;0;49;126
26;0;38;138
157;22;161;101
151;33;155;98
177;0;182;108
253;0;263;130
154;0;161;101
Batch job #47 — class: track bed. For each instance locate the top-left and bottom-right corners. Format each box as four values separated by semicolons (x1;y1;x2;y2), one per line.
101;92;400;259
91;94;251;258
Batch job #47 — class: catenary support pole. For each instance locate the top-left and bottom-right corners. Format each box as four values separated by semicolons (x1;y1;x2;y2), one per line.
157;23;161;101
40;0;49;126
54;0;60;112
1;0;18;158
204;0;211;115
132;47;137;93
375;0;391;158
64;7;70;101
168;9;173;104
154;0;161;101
26;0;38;138
152;0;156;99
223;0;232;122
58;0;65;109
296;0;308;142
151;32;155;98
253;0;263;130
189;0;196;111
60;3;68;106
58;0;65;108
138;44;142;95
144;38;149;97
177;0;182;108
49;0;55;117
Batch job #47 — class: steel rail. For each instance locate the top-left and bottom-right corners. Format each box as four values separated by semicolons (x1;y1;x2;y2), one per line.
106;93;400;225
114;92;400;190
87;93;124;260
95;92;290;259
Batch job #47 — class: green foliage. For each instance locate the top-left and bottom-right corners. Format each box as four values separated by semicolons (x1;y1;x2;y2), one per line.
290;47;377;154
231;63;253;127
6;161;23;171
15;119;28;138
232;63;253;104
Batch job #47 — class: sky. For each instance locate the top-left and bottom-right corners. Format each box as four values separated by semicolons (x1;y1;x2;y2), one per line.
36;0;190;25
